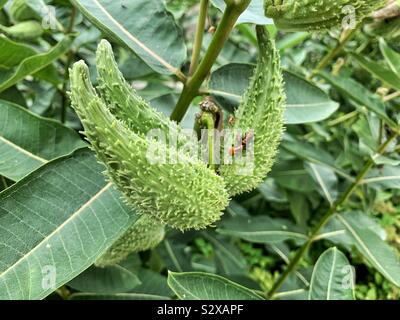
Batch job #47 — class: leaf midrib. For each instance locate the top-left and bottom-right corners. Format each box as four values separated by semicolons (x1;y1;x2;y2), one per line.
0;182;113;281
0;136;47;164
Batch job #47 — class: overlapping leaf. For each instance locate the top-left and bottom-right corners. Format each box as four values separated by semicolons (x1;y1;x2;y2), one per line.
209;63;339;124
0;148;137;299
71;0;186;75
167;272;263;300
0;100;85;181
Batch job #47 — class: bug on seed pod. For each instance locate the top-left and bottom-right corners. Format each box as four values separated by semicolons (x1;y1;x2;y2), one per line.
69;61;229;231
219;26;285;196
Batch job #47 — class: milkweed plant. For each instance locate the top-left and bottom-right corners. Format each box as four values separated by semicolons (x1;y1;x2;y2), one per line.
0;0;399;301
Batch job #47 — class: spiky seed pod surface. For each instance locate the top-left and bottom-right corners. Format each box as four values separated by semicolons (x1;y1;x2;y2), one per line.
219;26;285;197
95;40;199;154
69;62;229;230
95;215;165;267
264;0;388;31
0;21;43;40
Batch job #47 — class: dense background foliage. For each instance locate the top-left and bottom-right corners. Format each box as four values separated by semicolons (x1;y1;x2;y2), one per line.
0;0;399;300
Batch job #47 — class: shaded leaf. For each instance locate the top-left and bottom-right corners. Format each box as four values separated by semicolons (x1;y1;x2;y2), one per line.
309;247;355;300
351;52;400;91
217;216;308;244
336;213;400;286
0;100;86;181
209;64;339;124
71;0;186;76
305;162;338;206
67;265;141;294
132;269;173;297
319;71;396;128
0;148;137;299
69;293;169;300
167;271;263;300
203;233;248;275
361;165;400;189
0;37;71;92
379;38;400;77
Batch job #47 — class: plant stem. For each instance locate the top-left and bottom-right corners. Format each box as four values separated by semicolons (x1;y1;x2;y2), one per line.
267;132;398;299
383;91;400;102
170;1;250;122
189;0;209;76
308;26;359;80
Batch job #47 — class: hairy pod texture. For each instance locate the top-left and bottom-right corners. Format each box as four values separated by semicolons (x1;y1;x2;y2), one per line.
95;40;198;154
69;61;229;231
95;215;165;267
265;0;388;31
219;26;285;196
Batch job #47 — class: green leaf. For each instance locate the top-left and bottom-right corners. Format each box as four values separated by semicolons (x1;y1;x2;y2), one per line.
209;64;339;124
283;71;339;124
281;138;351;181
305;162;338;206
319;211;386;246
167;271;263;300
350;53;400;91
361;165;400;189
217;216;308;244
158;239;192;272
69;293;169;300
0;37;36;68
379;38;400;77
270;160;317;192
0;148;138;299
268;243;310;287
0;37;59;85
319;71;396;128
132;269;173;297
67;265;141;294
0;37;71;92
287;192;310;227
309;247;355;300
211;0;272;25
258;179;288;203
203;233;248;275
336;213;400;287
0;100;86;181
71;0;186;76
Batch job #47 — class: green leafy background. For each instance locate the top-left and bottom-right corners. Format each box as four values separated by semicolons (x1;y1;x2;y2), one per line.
0;0;399;300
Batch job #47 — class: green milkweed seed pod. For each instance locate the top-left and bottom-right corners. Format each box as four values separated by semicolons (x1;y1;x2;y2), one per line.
95;40;198;154
0;21;43;40
9;0;38;22
69;61;229;231
219;26;285;196
264;0;388;31
95;215;165;267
